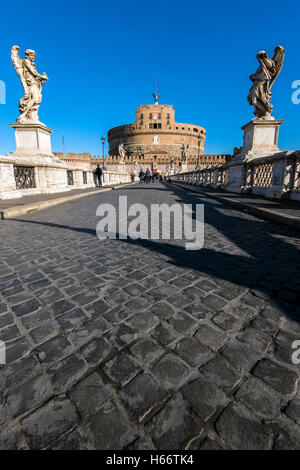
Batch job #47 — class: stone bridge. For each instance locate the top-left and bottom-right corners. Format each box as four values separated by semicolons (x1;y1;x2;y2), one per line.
0;182;299;450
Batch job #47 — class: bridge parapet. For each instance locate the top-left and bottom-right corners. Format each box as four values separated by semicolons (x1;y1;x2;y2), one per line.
170;151;300;201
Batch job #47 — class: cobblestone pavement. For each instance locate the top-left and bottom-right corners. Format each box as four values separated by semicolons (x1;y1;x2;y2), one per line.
0;182;300;450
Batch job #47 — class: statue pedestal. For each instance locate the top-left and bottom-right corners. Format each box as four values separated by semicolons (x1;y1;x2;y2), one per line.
181;162;188;172
233;118;284;161
117;163;126;173
10;123;53;156
9;123;64;166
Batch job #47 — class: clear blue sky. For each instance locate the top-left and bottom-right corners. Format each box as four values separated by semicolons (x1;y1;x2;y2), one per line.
0;0;299;156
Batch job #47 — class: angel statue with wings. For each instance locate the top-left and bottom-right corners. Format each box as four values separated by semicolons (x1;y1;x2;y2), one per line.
247;45;285;119
118;144;126;163
11;46;48;124
181;143;189;163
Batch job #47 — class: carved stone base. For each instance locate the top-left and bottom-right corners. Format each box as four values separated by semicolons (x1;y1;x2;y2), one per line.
180;163;188;172
116;163;126;173
233;118;284;162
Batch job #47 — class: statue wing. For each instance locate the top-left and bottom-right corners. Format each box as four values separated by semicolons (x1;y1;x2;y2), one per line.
270;46;285;90
11;46;28;94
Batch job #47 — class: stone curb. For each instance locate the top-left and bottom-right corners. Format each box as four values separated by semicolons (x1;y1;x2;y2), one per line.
170;182;300;231
0;183;133;219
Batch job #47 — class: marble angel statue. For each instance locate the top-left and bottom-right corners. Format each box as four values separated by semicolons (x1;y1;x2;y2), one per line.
118;144;126;163
247;45;285;119
11;46;48;124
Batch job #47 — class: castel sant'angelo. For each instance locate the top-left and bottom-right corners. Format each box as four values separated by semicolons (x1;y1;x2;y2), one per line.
56;94;230;174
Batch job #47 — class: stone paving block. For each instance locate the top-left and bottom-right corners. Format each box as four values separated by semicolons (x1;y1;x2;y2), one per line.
202;294;227;312
70;372;111;416
103;306;131;323
0;303;9;314
167;293;193;309
253;358;298;395
145;395;203;449
47;354;88;393
215;403;272;449
5;336;32;363
104;323;137;348
126;436;156;450
194;324;227;349
220;340;259;371
0;356;40;389
68;318;110;348
0;392;9;427
125;296;149;313
175;337;214;367
36;286;65;305
57;308;88;330
284;397;300;424
167;312;197;334
52;430;90;450
72;290;99;306
212;312;242;332
127;312;160;332
273;415;300;450
6;374;54;418
184;301;211;319
130;339;164;365
11;298;41;317
236;327;271;353
0;324;21;343
85;299;110;319
82;400;137;449
181;376;230;422
235;376;285;420
150;302;175;320
118;373;168;421
199;355;241;391
36;335;73;363
28;278;52;291
0;312;14;330
198;438;226;450
102;352;141;386
47;299;76;317
21;396;78;449
80;337;112;365
29;319;60;344
151;323;178;346
0;426;22;450
151;353;191;390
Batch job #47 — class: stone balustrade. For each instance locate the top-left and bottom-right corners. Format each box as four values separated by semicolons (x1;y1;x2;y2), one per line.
170;150;300;201
0;155;130;200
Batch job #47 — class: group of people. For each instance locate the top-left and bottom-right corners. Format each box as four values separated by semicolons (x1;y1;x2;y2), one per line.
93;164;165;187
138;169;163;184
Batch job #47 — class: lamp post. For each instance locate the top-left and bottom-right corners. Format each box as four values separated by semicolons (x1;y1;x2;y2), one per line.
101;136;106;169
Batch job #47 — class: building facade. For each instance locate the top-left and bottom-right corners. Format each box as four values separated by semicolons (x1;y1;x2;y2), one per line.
55;98;231;174
108;102;206;161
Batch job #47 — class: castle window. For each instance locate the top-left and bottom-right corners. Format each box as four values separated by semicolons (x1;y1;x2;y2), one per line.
149;123;162;129
158;113;161;119
140;114;143;119
167;113;170;119
149;113;152;120
193;128;198;133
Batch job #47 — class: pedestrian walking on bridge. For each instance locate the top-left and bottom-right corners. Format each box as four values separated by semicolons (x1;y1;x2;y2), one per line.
145;168;151;184
94;165;103;187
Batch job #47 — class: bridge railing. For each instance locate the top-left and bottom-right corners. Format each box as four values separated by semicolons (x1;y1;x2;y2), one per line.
170;151;300;201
